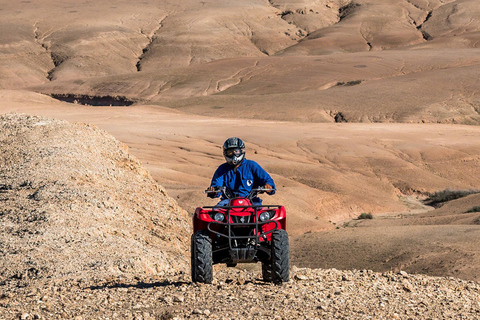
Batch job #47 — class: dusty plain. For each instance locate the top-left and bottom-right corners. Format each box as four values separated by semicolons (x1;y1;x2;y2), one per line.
1;0;480;318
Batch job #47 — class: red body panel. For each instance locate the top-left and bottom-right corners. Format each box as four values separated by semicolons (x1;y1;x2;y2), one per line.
193;198;286;241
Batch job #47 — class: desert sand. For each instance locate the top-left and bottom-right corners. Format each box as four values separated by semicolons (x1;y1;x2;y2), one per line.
1;0;480;318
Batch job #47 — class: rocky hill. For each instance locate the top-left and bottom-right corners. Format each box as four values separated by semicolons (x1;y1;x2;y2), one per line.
0;113;190;286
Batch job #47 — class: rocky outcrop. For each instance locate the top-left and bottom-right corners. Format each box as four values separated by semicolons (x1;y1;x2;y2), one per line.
0;113;190;285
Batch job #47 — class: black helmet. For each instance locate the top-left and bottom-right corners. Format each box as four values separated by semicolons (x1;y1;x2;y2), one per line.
223;137;245;166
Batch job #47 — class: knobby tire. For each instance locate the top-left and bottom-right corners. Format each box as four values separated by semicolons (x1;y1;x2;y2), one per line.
271;229;289;284
191;230;213;283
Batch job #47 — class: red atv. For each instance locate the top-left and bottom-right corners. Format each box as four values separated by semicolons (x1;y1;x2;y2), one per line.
191;187;289;284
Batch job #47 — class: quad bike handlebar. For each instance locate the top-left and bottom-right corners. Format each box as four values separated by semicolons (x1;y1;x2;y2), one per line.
205;186;275;200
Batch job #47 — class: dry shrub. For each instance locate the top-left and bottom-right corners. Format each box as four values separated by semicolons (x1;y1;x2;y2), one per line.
424;189;480;207
465;206;480;213
357;212;373;220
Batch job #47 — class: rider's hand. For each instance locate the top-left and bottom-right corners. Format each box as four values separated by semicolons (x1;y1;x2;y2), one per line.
206;186;216;198
264;184;274;195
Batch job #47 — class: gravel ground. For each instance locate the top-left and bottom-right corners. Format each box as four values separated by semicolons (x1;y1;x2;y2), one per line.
2;266;480;320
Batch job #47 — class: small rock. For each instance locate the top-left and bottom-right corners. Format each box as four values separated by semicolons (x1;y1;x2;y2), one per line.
403;283;414;293
295;274;308;281
160;296;173;305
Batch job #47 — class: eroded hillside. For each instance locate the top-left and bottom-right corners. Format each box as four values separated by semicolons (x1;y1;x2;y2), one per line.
1;0;480;124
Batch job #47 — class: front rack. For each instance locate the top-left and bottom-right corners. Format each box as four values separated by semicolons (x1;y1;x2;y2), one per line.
205;204;281;249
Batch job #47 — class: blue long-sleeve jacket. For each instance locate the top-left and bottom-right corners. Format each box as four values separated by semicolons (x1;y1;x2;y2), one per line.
210;159;275;199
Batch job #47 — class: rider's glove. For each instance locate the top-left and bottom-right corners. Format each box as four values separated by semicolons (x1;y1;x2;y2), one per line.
206;186;216;198
264;184;274;195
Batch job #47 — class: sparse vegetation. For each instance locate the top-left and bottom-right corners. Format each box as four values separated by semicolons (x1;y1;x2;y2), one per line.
424;189;480;207
334;112;347;123
465;206;480;213
336;80;362;86
357;212;373;220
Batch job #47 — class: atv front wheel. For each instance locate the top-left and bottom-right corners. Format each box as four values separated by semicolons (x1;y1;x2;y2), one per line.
271;229;289;283
191;230;213;283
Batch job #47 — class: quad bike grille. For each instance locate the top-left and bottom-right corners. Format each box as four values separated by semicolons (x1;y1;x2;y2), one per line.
230;215;251;224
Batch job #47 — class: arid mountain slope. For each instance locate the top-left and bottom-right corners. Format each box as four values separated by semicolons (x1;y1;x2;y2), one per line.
292;193;480;282
2;92;480;236
34;48;480;123
1;0;480;124
0;113;190;284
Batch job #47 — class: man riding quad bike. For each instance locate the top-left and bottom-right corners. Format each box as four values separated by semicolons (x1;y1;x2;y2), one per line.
191;137;289;284
191;186;289;284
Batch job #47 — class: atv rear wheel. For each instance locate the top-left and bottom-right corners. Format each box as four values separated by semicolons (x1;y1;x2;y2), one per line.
191;230;213;283
271;229;289;283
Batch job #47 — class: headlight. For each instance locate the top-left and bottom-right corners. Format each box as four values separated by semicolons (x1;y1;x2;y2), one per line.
259;211;271;222
213;212;225;222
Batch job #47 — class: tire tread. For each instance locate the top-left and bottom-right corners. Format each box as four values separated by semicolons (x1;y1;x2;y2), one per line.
191;230;213;283
271;229;289;284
